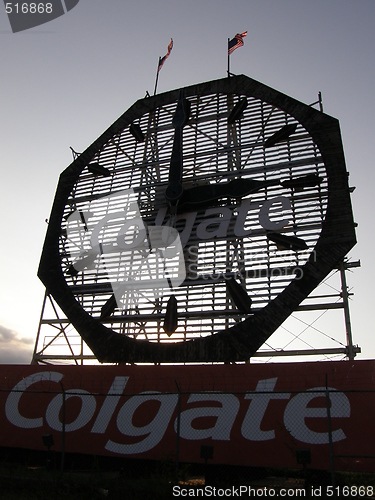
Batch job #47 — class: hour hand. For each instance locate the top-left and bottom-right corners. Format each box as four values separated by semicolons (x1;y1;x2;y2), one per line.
178;172;323;209
179;177;279;209
165;91;190;204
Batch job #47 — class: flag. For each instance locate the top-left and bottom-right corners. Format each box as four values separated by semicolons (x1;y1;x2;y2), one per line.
158;38;173;72
228;31;247;55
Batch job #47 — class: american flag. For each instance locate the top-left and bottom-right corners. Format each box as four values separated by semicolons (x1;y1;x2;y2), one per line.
228;31;247;55
158;38;173;72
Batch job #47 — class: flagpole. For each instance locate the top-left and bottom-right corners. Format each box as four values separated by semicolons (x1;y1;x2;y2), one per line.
227;38;230;77
154;57;161;95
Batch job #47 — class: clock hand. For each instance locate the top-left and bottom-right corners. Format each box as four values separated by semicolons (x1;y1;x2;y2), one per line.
129;123;145;143
267;231;308;251
100;293;117;319
164;294;178;336
161;92;193;332
179;177;280;209
87;162;112;177
226;277;252;314
228;98;248;124
264;123;297;148
178;172;323;210
165;91;190;204
281;173;322;190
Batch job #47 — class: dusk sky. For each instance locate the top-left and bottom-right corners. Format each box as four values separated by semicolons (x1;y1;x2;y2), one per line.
0;0;374;363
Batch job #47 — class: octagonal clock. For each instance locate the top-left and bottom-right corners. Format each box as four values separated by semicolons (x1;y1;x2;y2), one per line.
38;75;356;363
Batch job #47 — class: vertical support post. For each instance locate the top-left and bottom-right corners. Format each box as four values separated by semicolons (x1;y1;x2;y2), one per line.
340;261;355;360
80;337;84;366
325;375;336;489
318;91;323;112
59;381;66;477
174;380;181;483
227;39;230;76
31;288;48;364
154;58;161;95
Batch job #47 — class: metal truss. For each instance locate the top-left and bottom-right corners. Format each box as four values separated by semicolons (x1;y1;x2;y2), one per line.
32;259;360;364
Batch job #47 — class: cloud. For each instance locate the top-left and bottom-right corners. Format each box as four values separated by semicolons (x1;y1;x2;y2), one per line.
0;325;34;364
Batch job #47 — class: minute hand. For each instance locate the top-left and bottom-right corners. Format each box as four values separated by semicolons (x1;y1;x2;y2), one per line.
165;91;190;203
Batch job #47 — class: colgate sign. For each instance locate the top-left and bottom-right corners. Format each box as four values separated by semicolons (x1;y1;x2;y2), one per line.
1;361;374;472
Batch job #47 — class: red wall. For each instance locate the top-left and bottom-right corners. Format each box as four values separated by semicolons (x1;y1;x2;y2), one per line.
0;360;374;472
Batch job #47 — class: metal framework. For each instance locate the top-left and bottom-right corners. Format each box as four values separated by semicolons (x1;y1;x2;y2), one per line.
60;95;327;339
32;259;360;364
37;75;357;364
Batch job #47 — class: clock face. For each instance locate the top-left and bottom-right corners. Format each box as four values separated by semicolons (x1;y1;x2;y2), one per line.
39;75;356;363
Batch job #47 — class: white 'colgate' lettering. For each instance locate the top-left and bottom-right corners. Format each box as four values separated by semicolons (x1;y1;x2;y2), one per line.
106;391;178;454
4;374;350;454
177;393;239;441
284;387;351;444
242;377;290;441
5;371;63;428
152;196;292;248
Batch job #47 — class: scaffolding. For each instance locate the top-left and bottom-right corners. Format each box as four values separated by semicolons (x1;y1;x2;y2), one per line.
32;259;360;365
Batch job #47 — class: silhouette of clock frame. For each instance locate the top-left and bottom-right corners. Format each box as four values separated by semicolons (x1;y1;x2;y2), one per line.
38;75;356;363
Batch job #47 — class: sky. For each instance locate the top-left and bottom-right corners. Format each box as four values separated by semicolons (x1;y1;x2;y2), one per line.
0;0;374;364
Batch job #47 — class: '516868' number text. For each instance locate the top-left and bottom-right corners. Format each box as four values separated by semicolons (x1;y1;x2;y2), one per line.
326;486;374;497
5;3;53;14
